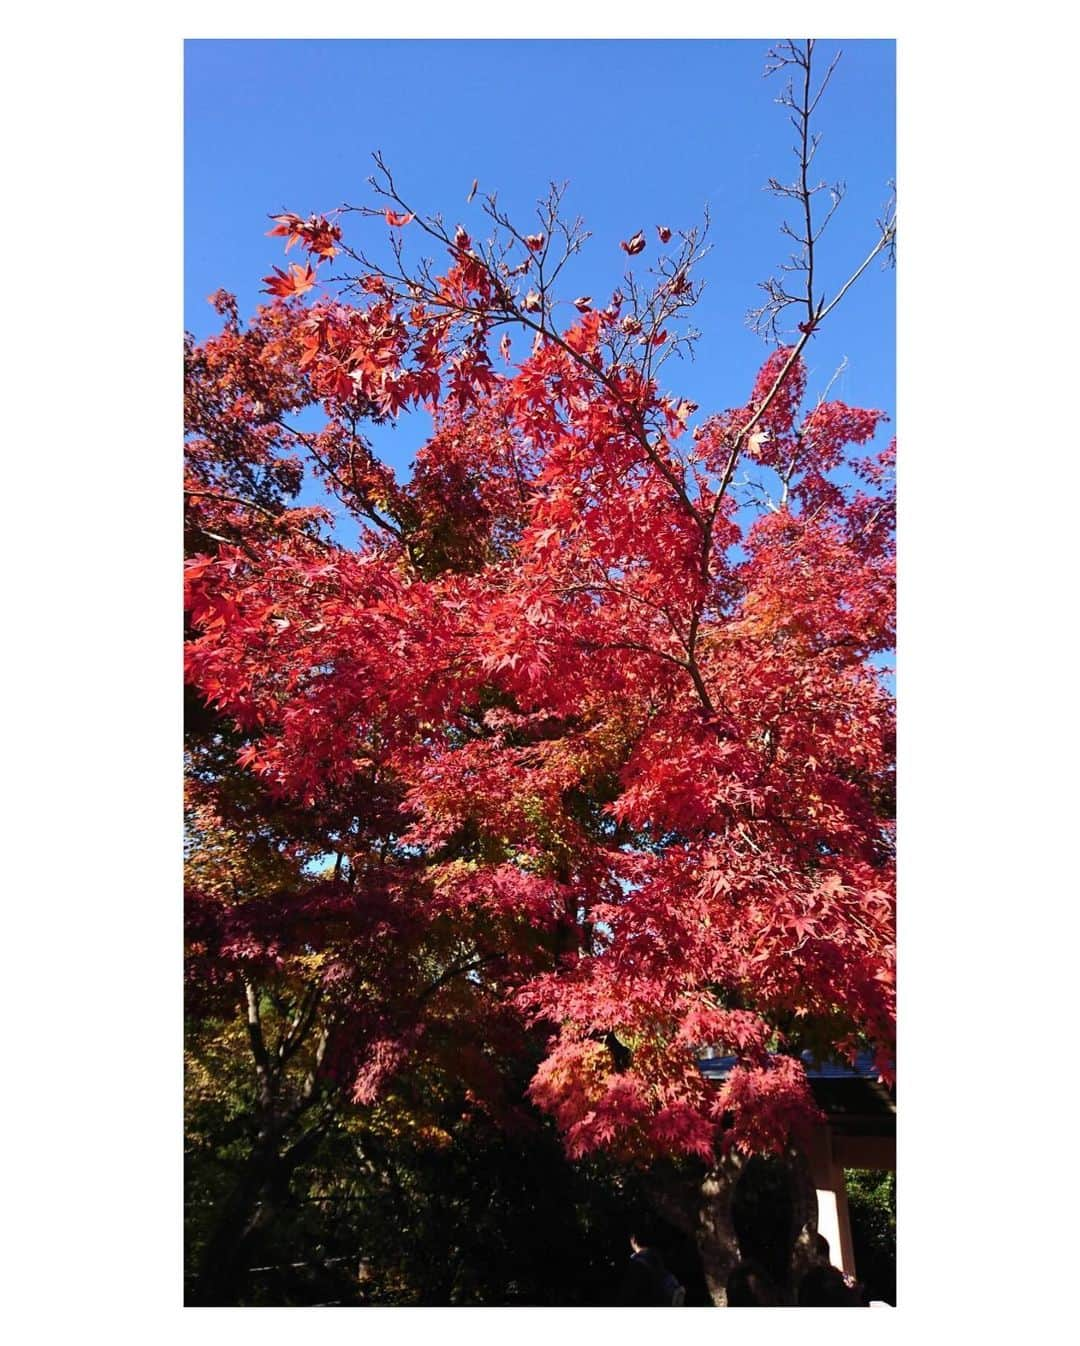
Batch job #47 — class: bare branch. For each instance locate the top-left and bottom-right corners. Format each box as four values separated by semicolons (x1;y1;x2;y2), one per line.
750;40;847;342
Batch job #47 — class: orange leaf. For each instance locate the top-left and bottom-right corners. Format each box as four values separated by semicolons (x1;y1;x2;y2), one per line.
260;263;317;298
267;213;304;250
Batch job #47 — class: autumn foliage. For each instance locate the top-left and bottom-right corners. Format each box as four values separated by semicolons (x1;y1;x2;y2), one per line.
185;157;895;1176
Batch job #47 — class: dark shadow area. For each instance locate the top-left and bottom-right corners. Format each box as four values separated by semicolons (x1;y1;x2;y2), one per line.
187;1110;715;1306
732;1155;797;1298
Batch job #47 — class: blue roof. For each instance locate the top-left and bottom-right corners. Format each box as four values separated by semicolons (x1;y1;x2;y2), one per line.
697;1049;886;1081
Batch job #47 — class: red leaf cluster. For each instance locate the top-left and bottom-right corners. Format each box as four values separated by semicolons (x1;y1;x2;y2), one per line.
185;190;895;1157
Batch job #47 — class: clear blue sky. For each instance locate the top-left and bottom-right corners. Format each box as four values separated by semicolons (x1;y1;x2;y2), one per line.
185;38;895;519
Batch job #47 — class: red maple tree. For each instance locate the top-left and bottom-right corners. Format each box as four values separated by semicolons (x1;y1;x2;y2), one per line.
185;38;895;1301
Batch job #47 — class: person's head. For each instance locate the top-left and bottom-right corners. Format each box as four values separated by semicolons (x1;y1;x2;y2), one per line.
628;1225;667;1272
814;1233;831;1262
798;1264;852;1307
629;1218;661;1253
726;1260;772;1307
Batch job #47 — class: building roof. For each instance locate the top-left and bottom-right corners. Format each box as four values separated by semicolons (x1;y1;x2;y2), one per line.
698;1050;896;1134
697;1048;887;1080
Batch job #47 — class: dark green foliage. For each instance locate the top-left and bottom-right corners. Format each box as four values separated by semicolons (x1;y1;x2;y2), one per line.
186;1093;710;1306
338;1120;651;1305
846;1168;896;1304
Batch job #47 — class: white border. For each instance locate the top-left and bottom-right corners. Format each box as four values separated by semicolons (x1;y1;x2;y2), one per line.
6;4;1074;1342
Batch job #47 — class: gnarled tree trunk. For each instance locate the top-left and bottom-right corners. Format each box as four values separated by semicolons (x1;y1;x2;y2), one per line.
189;1120;328;1306
694;1152;748;1305
643;1144;823;1305
643;1152;745;1306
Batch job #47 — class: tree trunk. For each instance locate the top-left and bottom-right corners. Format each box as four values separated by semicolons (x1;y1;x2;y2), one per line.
785;1142;825;1299
694;1152;746;1305
642;1152;746;1306
644;1144;823;1305
189;1118;328;1306
189;1139;283;1306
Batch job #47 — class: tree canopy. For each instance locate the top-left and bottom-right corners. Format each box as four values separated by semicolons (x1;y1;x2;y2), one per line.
184;37;895;1302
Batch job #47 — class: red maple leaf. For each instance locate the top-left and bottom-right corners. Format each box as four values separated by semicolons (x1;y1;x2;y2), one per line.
260;262;317;298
